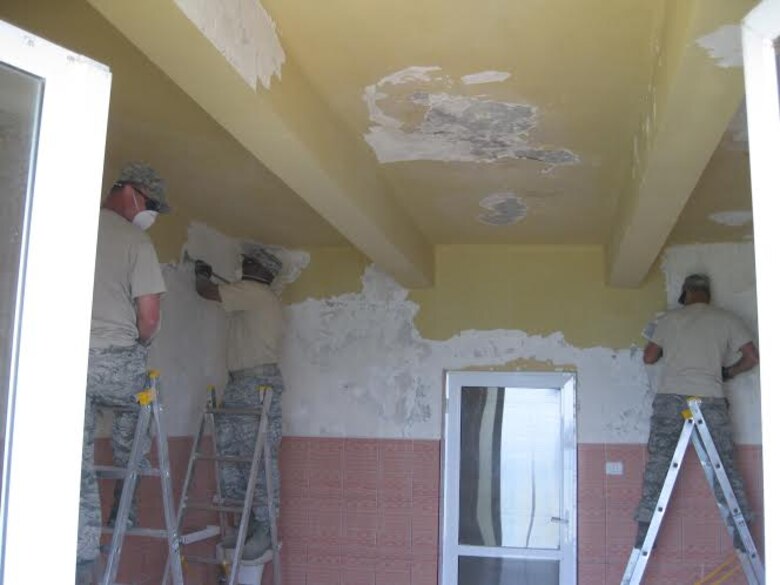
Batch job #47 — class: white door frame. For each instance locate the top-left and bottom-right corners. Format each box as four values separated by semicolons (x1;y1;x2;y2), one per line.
0;20;111;584
441;371;577;585
742;2;780;581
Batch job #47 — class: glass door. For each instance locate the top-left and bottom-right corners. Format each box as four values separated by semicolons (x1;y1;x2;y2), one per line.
441;372;577;585
0;20;111;584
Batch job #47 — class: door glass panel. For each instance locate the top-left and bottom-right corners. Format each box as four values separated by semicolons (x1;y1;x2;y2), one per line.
459;386;562;549
0;63;43;492
458;556;559;585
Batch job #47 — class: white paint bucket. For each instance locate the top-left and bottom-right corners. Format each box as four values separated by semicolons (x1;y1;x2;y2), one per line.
216;544;273;585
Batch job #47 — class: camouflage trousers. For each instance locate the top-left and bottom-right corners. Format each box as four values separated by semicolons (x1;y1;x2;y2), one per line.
635;393;752;526
217;364;283;536
78;344;150;563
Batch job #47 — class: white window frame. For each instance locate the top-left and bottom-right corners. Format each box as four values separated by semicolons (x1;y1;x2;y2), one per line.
742;2;780;581
441;371;577;585
0;20;110;584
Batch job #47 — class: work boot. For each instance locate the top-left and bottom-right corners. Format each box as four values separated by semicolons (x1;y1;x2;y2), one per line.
635;522;650;548
241;526;271;560
75;559;97;585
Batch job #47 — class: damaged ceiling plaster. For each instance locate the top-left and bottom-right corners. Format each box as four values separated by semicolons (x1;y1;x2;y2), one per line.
696;24;743;69
363;66;580;166
173;0;285;90
478;193;528;225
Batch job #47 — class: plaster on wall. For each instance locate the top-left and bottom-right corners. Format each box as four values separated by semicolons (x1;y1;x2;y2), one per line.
696;24;743;69
709;210;753;227
363;66;579;165
478;193;528;225
173;0;285;90
282;265;652;442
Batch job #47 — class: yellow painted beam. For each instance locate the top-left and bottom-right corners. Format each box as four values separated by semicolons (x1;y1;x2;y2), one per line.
87;0;433;287
607;0;756;287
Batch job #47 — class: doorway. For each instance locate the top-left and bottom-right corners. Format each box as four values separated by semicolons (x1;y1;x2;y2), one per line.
441;371;577;585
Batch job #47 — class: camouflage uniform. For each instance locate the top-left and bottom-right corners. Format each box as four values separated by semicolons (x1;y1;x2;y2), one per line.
217;364;283;535
635;393;752;527
78;344;151;562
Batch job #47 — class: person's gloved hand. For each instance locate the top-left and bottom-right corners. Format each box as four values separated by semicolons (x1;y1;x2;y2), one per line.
194;259;213;279
722;366;733;381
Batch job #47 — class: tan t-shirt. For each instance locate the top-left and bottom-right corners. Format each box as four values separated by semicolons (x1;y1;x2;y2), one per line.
651;303;753;397
90;209;166;349
219;280;284;372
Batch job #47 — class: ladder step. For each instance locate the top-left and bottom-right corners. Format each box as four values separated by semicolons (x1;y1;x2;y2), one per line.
205;407;264;416
102;526;169;539
185;501;245;513
95;465;161;478
181;525;222;545
196;454;255;463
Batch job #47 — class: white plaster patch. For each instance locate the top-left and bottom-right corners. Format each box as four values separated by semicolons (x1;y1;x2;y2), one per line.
174;0;285;90
696;24;743;68
281;265;652;442
363;66;579;165
709;210;753;227
461;71;511;85
478;193;527;225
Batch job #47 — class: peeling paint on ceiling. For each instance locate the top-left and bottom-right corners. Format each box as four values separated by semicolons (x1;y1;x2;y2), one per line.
363;66;579;165
460;70;511;85
709;210;753;226
478;193;527;225
173;0;285;90
696;24;742;69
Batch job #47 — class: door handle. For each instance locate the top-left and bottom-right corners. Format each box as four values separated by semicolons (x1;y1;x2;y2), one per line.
550;516;569;524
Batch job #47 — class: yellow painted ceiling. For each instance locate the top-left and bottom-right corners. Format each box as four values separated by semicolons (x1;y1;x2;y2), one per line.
668;107;754;244
262;0;666;244
0;0;347;251
2;0;758;285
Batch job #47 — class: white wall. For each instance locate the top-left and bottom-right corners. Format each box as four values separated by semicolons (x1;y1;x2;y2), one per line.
111;223;761;445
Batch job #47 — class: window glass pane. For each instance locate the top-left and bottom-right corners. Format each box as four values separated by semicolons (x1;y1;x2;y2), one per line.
0;62;43;492
458;555;559;585
459;386;562;549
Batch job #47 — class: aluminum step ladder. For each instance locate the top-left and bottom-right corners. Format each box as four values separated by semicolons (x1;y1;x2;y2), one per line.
621;398;764;585
162;385;282;585
96;370;184;585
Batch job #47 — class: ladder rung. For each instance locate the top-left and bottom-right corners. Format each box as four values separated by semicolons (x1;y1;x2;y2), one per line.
182;554;226;566
101;526;169;539
196;454;255;463
205;407;264;416
186;501;245;513
95;465;161;478
181;525;222;545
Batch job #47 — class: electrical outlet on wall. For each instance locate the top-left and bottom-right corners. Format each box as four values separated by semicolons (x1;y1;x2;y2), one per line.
606;461;624;476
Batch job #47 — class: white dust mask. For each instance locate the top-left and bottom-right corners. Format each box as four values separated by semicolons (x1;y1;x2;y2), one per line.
133;210;158;231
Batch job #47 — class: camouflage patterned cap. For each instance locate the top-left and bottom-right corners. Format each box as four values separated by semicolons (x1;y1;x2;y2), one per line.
678;273;711;304
243;247;283;281
115;162;170;213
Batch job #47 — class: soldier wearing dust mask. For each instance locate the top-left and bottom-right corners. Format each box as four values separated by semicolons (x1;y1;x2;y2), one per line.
194;249;285;560
76;163;169;584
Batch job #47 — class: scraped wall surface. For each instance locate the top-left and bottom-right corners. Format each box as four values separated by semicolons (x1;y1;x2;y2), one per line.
133;222;761;445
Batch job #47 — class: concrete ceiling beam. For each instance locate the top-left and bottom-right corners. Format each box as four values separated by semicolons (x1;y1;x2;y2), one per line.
607;0;756;287
87;0;434;288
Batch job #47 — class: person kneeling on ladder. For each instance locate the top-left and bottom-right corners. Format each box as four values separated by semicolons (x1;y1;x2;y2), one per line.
194;248;285;560
635;273;759;550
